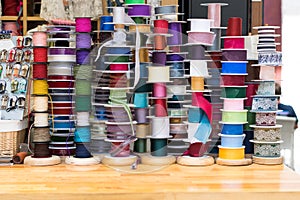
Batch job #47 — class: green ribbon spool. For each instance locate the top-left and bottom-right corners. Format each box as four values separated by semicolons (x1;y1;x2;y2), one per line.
76;79;91;95
125;0;145;4
75;95;91;112
132;17;146;24
150;138;168;157
107;56;130;62
134;138;147;153
244;106;255;130
74;65;93;79
221;87;247;98
109;89;127;104
222;110;248;123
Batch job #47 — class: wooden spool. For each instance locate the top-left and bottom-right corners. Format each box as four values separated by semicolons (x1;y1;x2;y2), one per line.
141;155;176;166
101;155;137;166
65;156;101;166
176;155;215;166
252;156;283;165
216;157;252;166
24;155;61;166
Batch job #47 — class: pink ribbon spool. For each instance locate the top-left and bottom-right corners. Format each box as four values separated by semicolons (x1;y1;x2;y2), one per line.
224;37;245;49
109;64;128;71
188;32;216;45
154;98;168;117
221;74;246;86
222;98;246;110
153;83;167;97
111;142;130;157
154;19;169;34
207;3;221;27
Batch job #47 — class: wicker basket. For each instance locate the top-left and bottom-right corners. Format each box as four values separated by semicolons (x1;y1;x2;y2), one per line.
0;130;26;157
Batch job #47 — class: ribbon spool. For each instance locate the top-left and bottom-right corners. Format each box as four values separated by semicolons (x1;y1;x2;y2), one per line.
74;65;93;79
259;65;276;80
48;47;76;55
220;123;244;135
218;145;245;159
136;124;150;138
187;32;216;46
221;109;248;123
251;96;278;112
75;17;92;32
32;127;51;142
76;49;91;65
226;17;242;36
154;35;167;50
106;46;131;55
134;138;147;153
256;81;275;95
188;19;212;32
150;117;169;138
33;80;48;95
147;66;170;83
110;141;130;157
191;76;205;91
100;16;114;31
33;112;49;127
168;22;183;46
125;0;145;5
207;28;222;51
187;45;206;60
74;126;91;143
150;138;168;156
75;95;91;112
129;24;151;33
33;142;51;158
221;74;246;86
127;4;151;17
222;98;246;110
153;83;167;97
152;51;167;66
255;111;277;126
133;93;148;108
135;108;149;124
223;37;245;49
132;48;150;62
77;112;90;126
33;96;48;112
201;3;228;28
32;31;48;46
75;143;92;158
154;98;168;117
221;61;248;74
33;47;48;62
222;49;247;61
189;60;209;77
76;33;92;49
184;142;210;157
167;85;186;95
167;53;185;61
76;79;91;96
221;86;247;98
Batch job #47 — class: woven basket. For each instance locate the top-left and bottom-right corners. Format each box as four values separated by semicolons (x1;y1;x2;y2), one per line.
0;130;26;157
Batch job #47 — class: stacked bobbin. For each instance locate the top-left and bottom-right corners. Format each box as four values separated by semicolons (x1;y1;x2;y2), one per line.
250;25;283;165
97;6;138;166
24;30;61;166
176;18;215;166
201;3;227;154
45;25;77;159
216;17;252;166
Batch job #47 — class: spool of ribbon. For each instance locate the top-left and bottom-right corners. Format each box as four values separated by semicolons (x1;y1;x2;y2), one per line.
183;142;210;157
75;17;92;32
167;85;186;95
33;112;49;127
77;112;90;126
226;17;242;36
151;117;170;138
133;93;148;108
252;96;278;111
33;80;48;95
100;16;114;31
221;123;244;135
221;86;247;98
257;81;275;95
154;98;168;117
201;3;228;27
127;4;151;17
188;19;212;32
223;37;245;49
191;92;212;122
259;65;276;80
74;126;91;143
187;32;216;45
109;63;128;71
221;61;248;74
134;138;147;153
150;138;168;156
255;112;277;126
125;0;145;4
207;28;222;51
76;49;91;65
187;45;206;60
222;98;246;110
76;79;91;96
135;108;149;124
167;53;185;61
221;74;246;86
110;141;131;157
75;95;91;112
75;143;92;158
191;76;205;91
154;35;167;50
33;96;48;112
48;47;76;55
154;5;177;15
32;127;51;142
147;66;170;83
222;49;247;61
167;22;183;46
33;47;47;62
189;60;209;77
33;142;51;158
153;83;167;97
132;48;149;62
152;51;167;66
136;124;150;138
76;33;92;49
32;31;48;46
221;109;248;123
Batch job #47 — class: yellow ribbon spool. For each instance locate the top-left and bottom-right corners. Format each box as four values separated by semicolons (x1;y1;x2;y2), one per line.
218;146;245;160
33;80;48;95
191;76;205;91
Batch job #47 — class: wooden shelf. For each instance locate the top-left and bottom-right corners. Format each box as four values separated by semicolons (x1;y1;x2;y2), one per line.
0;16;44;21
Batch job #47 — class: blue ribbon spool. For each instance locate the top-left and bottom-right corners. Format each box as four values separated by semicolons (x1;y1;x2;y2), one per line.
100;16;114;31
170;69;185;77
51;120;75;129
106;47;131;55
169;61;185;70
133;93;148;108
220;134;245;147
221;123;244;135
150;138;168;156
51;94;74;101
75;142;92;158
167;53;185;61
140;62;149;78
188;107;204;123
74;126;91;143
221;61;248;74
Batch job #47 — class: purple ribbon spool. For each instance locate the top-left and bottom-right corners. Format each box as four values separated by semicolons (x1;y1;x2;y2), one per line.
135;108;149;123
127;4;151;16
187;45;206;60
222;49;247;61
167;22;183;46
76;49;91;65
167;53;185;61
48;48;75;55
106;124;133;133
152;51;167;66
76;33;92;49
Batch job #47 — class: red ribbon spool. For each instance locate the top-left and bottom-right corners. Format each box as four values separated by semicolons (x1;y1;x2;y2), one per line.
154;98;168;117
33;47;48;62
109;64;128;71
48;80;75;88
221;74;245;86
183;142;210;157
226;17;242;36
33;63;47;79
154;19;168;34
245;83;259;107
224;37;245;49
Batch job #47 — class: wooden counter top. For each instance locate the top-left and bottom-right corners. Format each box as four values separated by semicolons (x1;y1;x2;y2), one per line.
1;163;300;200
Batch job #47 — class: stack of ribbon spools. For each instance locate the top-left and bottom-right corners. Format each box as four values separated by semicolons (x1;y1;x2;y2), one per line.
216;17;252;166
46;24;77;160
90;15;114;156
65;17;101;165
201;2;227;155
250;25;283;165
125;0;152;155
176;18;216;166
24;29;61;166
140;4;182;166
99;6;138;166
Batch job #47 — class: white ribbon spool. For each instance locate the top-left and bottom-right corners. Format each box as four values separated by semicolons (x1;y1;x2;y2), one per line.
259;65;276;80
47;55;76;62
48;66;73;76
113;7;126;24
34;112;49;127
167;85;186;95
151;117;170;138
76;112;90;126
190;60;209;77
147;66;170;83
33;96;48;112
188;19;212;32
